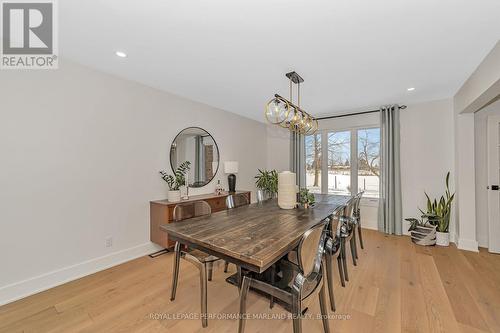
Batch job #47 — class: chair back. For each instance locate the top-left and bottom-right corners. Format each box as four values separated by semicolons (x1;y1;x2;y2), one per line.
226;193;249;209
353;191;364;217
329;205;346;237
296;221;328;278
173;200;212;222
343;196;356;218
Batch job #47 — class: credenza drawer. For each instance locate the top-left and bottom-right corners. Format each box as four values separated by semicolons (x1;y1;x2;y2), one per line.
207;197;226;212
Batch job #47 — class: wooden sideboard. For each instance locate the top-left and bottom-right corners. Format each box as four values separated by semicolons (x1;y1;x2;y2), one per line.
150;191;251;248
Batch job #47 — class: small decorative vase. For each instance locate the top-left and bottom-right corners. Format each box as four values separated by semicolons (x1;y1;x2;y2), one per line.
167;190;181;202
436;231;450;246
256;190;267;202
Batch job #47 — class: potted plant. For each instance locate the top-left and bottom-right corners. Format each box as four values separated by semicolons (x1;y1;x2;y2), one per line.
406;172;454;247
405;215;436;246
298;188;315;209
421;172;455;246
159;161;191;202
255;169;278;201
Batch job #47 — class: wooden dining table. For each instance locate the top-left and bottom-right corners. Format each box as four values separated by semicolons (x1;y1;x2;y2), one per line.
161;194;351;274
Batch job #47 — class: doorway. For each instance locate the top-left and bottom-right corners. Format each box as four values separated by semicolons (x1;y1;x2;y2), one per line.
487;115;500;253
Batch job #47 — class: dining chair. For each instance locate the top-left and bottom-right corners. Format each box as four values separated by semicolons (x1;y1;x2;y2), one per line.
324;205;347;311
223;193;250;273
170;200;220;328
226;193;250;208
352;191;365;252
238;221;330;333
339;197;357;283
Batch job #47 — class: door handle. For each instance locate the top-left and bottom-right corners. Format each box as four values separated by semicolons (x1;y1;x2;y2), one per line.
490;185;499;191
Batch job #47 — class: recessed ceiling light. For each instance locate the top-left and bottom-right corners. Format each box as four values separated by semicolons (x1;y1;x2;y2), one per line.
115;51;127;58
407;87;415;91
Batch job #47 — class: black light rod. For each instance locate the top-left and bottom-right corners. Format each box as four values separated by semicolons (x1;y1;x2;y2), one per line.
316;105;407;120
274;93;314;117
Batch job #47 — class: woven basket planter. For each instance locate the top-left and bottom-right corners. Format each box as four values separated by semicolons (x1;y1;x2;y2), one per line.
410;225;436;246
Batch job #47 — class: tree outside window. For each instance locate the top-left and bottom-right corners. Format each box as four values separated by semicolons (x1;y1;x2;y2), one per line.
357;128;380;197
305;133;321;193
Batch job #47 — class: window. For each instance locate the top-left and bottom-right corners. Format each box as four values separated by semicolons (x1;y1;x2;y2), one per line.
305;133;321;193
357;128;380;198
328;131;351;195
305;127;380;199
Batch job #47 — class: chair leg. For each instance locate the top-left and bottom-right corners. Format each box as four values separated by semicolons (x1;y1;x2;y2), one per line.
238;276;251;333
353;229;359;259
270;264;275;309
319;283;331;333
341;240;349;282
197;262;208;328
207;262;213;281
291;290;302;333
350;237;357;266
237;266;243;290
224;261;229;273
358;222;364;249
170;242;181;301
324;254;336;311
337;256;345;287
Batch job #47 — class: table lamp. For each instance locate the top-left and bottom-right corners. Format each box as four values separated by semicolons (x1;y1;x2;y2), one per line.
224;161;239;193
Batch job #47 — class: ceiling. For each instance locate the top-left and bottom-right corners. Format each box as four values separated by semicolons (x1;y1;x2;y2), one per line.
60;0;500;122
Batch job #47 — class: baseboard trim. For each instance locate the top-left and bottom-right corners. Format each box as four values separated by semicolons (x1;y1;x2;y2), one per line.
361;224;378;231
457;238;479;252
0;242;161;306
450;232;457;244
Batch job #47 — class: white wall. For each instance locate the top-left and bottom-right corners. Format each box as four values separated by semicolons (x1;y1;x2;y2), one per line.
455;41;500;114
453;41;500;251
266;125;290;172
474;98;500;247
0;60;267;305
400;99;455;236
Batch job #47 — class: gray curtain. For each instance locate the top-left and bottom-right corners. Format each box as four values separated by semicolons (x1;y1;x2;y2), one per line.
290;131;306;188
378;105;403;235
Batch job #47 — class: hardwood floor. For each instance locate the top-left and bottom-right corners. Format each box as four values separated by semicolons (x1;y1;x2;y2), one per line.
1;229;500;333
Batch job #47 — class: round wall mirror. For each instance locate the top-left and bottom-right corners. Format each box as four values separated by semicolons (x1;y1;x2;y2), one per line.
170;127;220;188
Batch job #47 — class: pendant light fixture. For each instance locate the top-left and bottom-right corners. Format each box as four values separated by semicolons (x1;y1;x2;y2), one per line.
265;71;318;135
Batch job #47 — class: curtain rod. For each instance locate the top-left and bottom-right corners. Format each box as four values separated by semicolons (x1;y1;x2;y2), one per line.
316;105;407;120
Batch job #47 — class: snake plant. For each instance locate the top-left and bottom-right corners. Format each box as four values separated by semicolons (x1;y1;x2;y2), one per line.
419;172;455;233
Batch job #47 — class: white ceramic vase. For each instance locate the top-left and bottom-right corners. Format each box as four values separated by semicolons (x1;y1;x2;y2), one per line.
278;171;296;210
167;190;181;202
435;231;450;246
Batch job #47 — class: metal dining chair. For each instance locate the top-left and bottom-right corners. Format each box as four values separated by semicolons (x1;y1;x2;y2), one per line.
223;193;250;273
352;191;365;252
324;205;347;311
226;193;250;208
238;221;330;333
339;197;357;283
170;200;220;328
